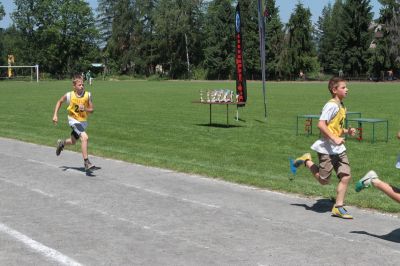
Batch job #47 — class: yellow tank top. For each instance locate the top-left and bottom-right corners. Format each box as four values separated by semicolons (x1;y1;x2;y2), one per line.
327;99;346;137
67;91;90;122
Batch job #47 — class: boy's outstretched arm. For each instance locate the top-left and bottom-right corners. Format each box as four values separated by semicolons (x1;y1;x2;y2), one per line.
53;95;66;125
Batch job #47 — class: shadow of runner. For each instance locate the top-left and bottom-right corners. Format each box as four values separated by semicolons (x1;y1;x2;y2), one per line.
291;198;334;213
60;165;101;177
195;123;243;128
350;228;400;243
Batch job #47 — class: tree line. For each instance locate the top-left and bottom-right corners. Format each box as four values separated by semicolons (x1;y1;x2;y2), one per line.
0;0;399;80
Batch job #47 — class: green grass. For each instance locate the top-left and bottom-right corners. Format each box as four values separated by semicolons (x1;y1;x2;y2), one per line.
0;80;399;213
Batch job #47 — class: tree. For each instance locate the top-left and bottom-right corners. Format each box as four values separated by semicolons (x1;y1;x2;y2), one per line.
0;2;5;65
107;0;137;74
375;0;400;74
203;0;234;79
11;0;99;78
240;0;261;80
284;2;319;79
0;2;5;22
265;0;284;80
339;0;373;77
154;0;205;79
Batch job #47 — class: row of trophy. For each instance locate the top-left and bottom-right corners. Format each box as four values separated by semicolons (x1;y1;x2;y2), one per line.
200;89;238;103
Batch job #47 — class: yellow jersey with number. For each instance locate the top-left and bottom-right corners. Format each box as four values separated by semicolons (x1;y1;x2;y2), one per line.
327;99;346;137
67;91;90;122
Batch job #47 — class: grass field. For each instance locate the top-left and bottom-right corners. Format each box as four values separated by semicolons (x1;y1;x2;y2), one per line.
0;79;399;213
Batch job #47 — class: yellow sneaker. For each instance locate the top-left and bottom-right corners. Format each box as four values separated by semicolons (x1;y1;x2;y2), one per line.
294;153;312;167
331;206;353;219
289;153;312;175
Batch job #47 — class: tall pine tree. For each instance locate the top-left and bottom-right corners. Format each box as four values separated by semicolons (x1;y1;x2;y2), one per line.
203;0;234;79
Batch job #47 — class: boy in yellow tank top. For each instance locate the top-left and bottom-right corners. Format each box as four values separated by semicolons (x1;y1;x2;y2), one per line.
290;77;356;219
52;75;95;171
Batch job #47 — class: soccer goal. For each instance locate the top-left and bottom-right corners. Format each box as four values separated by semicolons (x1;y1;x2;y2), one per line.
0;65;39;82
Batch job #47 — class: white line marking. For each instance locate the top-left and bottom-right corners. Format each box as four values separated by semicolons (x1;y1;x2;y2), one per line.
31;188;54;198
119;182;220;209
27;159;59;168
0;223;83;266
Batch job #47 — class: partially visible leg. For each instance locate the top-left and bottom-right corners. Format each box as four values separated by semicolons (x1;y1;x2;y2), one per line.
56;135;76;156
372;179;400;203
80;132;89;160
336;174;351;207
331;153;353;219
305;160;329;185
64;135;77;146
80;132;95;170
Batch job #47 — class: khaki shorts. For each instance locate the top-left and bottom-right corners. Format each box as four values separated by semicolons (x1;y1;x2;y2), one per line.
318;152;351;180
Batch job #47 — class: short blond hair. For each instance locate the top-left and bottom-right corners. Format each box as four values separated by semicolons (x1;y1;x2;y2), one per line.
328;77;346;95
72;74;83;85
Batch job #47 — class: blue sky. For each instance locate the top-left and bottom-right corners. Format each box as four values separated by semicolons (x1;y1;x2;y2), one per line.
1;0;382;29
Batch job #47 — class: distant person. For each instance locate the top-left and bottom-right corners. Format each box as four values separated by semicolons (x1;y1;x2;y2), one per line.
338;69;344;78
86;70;93;85
290;77;357;219
355;170;400;203
387;69;393;81
52;74;95;171
299;70;305;80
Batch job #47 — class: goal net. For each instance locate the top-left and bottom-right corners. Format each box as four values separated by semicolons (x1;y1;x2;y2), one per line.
0;65;39;82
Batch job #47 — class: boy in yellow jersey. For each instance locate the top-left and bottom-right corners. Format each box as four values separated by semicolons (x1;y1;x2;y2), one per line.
290;77;356;219
52;75;95;171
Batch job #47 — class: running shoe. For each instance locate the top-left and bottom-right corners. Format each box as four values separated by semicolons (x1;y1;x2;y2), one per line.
84;160;95;171
331;205;353;219
56;139;65;156
355;170;378;192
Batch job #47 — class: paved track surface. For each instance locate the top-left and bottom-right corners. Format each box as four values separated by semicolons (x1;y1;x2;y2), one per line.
0;137;399;266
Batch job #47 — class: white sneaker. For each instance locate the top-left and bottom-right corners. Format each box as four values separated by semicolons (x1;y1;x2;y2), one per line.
396;154;400;169
355;170;378;192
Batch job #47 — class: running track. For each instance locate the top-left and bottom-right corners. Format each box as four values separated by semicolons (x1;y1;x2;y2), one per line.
0;138;399;265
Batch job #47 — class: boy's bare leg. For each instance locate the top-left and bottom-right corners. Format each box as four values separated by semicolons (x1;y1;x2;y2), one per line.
336;175;351;206
79;132;89;159
372;179;400;203
305;160;329;185
64;136;76;146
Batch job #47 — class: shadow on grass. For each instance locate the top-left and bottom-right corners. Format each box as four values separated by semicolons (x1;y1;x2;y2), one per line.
60;165;101;177
195;123;243;128
291;198;334;213
350;228;400;243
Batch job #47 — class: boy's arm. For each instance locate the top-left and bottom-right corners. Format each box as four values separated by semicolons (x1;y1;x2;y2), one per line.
317;120;344;145
85;99;94;113
53;95;67;125
343;127;356;136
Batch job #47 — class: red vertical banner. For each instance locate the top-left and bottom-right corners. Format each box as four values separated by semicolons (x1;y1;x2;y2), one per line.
235;3;247;105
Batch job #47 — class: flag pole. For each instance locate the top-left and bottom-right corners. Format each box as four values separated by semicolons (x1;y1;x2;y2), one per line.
257;0;267;120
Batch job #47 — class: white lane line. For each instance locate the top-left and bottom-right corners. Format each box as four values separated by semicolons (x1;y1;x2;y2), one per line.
118;182;221;209
4;155;221;209
0;223;83;266
0;175;212;251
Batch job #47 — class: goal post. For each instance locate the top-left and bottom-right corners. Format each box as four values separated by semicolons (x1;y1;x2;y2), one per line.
0;65;39;82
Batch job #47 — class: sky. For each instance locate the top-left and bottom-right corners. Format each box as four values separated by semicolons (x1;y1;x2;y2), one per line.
0;0;382;29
